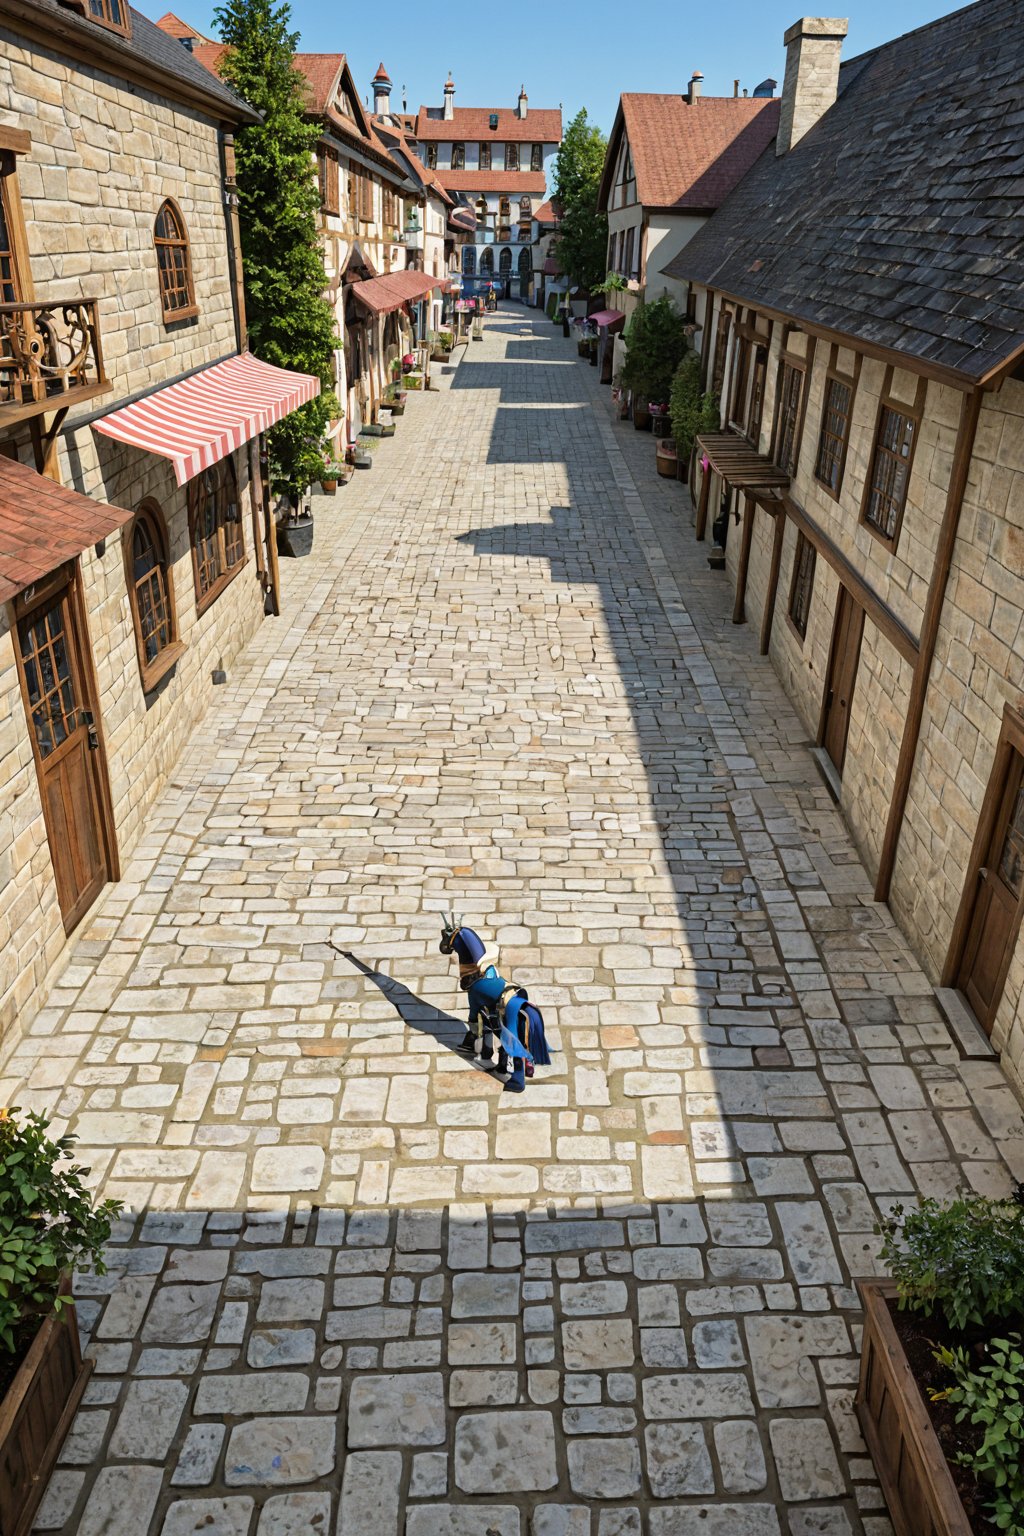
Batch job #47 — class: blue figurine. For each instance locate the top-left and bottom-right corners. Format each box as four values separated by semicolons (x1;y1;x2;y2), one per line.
439;915;551;1093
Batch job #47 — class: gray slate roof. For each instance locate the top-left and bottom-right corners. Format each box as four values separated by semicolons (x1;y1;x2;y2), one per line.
666;0;1024;383
9;0;253;120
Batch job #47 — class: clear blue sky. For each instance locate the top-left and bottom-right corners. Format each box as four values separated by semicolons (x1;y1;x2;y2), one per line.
180;0;959;136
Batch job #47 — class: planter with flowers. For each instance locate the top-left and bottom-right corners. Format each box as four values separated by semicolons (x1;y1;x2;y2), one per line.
431;330;454;363
319;460;348;495
384;387;407;416
620;297;687;435
0;1109;120;1536
856;1192;1024;1536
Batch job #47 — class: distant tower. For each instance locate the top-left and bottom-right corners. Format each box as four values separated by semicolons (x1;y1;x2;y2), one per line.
372;62;391;114
443;73;455;121
517;85;528;119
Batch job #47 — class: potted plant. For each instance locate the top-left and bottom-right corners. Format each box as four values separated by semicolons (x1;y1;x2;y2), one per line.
1;1109;120;1536
350;438;376;470
856;1192;1024;1536
656;436;678;477
384;387;407;416
431;330;454;363
277;494;315;557
620;297;687;433
649;401;671;437
670;351;720;484
319;459;347;495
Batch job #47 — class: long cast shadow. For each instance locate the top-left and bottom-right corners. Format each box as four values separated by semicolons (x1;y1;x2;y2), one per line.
339;948;496;1076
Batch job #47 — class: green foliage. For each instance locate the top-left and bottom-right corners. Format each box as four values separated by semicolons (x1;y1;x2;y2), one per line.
619;298;688;408
214;0;339;497
877;1196;1024;1331
935;1335;1024;1534
552;110;608;292
592;271;627;296
669;351;719;461
0;1108;121;1354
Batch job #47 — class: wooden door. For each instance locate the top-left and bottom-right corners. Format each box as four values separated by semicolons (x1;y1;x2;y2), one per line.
957;753;1024;1032
822;588;864;775
16;571;111;931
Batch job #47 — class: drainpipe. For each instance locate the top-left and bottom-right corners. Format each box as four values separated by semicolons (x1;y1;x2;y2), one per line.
220;125;248;352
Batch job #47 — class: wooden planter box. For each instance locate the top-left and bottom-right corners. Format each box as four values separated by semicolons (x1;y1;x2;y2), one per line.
855;1279;973;1536
0;1304;91;1536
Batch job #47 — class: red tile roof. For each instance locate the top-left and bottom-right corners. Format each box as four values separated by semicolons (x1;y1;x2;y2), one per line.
155;10;212;41
605;94;779;212
0;458;134;604
294;53;346;114
351;270;446;314
192;41;229;76
533;200;557;225
414;107;561;143
437;170;547;194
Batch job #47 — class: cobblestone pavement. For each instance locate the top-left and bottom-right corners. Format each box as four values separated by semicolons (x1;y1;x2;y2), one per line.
5;307;1024;1536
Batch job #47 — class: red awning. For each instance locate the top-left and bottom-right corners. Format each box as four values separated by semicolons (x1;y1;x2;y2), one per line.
0;455;133;604
542;257;562;276
351;271;444;315
92;353;321;487
590;309;626;331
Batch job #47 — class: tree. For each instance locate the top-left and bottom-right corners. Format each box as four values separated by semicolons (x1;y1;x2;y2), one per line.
552;109;608;292
214;0;339;498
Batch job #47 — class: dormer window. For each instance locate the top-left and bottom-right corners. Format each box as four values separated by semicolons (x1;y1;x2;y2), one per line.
489;113;499;130
64;0;132;36
451;143;465;170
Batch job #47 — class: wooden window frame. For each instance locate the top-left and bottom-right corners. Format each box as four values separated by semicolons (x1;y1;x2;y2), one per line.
318;148;340;216
0;138;33;306
505;143;520;171
360;173;373;223
154;198;198;325
623;227;635;280
65;0;132;37
814;346;860;500
860;369;926;550
479;143;491;171
771;352;807;474
188;454;245;614
462;245;476;277
710;308;731;394
451;142;465;171
787;529;816;642
124;499;183;691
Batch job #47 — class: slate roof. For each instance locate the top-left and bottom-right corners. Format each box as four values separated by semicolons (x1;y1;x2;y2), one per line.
437;171;547;195
600;95;779;213
414;106;561;143
665;0;1024;383
12;0;254;118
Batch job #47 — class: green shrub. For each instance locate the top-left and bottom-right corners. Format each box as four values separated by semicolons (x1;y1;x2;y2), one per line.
877;1195;1024;1331
0;1108;121;1354
619;298;687;407
669;352;720;462
935;1334;1024;1535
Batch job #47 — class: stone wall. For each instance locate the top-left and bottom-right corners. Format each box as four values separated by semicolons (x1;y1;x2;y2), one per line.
0;31;268;1046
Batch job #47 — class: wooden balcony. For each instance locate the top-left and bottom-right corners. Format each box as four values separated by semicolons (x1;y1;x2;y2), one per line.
0;299;111;428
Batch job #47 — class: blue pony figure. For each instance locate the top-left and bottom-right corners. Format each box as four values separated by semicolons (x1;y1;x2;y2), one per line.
439;915;551;1093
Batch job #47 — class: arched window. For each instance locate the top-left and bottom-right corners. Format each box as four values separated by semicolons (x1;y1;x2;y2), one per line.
462;246;476;276
518;247;531;293
188;454;244;612
499;247;512;274
126;500;179;688
154;199;197;323
479;247;494;275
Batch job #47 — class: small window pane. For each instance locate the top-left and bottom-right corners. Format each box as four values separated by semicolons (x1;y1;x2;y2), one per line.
865;406;914;541
815;375;853;494
155;200;196;321
788;532;816;640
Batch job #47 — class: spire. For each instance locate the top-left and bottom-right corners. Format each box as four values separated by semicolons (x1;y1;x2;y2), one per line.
373;60;392;114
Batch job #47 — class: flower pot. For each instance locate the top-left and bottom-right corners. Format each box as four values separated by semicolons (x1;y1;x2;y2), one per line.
320;479;337;495
577;341;587;357
632;400;652;431
352;449;373;469
387;401;405;416
0;1302;91;1536
277;513;314;558
855;1279;974;1536
656;442;678;478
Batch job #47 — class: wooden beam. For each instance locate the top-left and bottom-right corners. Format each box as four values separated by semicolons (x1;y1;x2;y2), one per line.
761;508;785;655
874;387;984;903
695;462;712;542
0;125;30;154
28;407;69;482
779;493;919;666
733;494;754;625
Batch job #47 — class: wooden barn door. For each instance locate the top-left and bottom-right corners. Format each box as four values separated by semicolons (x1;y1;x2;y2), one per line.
822;588;864;776
957;750;1024;1033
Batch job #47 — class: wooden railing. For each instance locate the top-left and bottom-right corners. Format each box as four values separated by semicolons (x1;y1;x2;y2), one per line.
0;299;109;426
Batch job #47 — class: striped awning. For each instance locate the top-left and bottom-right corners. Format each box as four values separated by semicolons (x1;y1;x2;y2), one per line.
92;353;321;487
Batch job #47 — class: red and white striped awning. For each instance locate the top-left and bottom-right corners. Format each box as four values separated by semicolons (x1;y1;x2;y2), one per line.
92;352;321;487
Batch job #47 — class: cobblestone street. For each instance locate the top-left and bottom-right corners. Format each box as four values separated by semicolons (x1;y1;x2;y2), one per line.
4;306;1024;1535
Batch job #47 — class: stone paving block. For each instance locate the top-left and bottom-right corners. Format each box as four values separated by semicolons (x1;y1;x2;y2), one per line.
645;1421;715;1496
77;1466;163;1536
769;1416;845;1500
347;1372;445;1446
161;1498;254;1535
567;1437;642;1497
454;1410;558;1492
406;1509;520;1536
109;1378;187;1458
224;1417;336;1485
338;1450;401;1536
258;1492;332;1535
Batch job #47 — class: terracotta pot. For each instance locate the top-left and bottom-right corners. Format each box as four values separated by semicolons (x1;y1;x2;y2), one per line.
656;447;678;479
320;479;337;495
633;401;652;431
0;1299;91;1536
855;1279;974;1536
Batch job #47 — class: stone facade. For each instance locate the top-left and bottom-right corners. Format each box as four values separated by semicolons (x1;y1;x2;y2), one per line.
775;18;848;156
691;285;1024;1100
0;18;266;1044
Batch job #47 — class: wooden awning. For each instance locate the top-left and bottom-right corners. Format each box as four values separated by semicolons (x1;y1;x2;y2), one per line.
696;431;790;494
0;455;133;604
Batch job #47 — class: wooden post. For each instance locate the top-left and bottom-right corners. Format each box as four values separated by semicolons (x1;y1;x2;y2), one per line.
220;128;247;353
874;387;983;902
733;494;754;625
695;461;712;541
260;433;281;618
28;408;68;483
760;505;785;654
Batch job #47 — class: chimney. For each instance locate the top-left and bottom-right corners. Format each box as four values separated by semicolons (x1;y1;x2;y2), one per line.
372;62;392;115
733;79;740;98
517;85;528;119
686;70;703;104
776;17;848;155
443;73;455;121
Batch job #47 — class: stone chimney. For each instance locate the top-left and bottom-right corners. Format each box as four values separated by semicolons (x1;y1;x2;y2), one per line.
443;74;455;121
372;62;391;115
517;86;528;119
686;71;703;105
776;17;848;155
